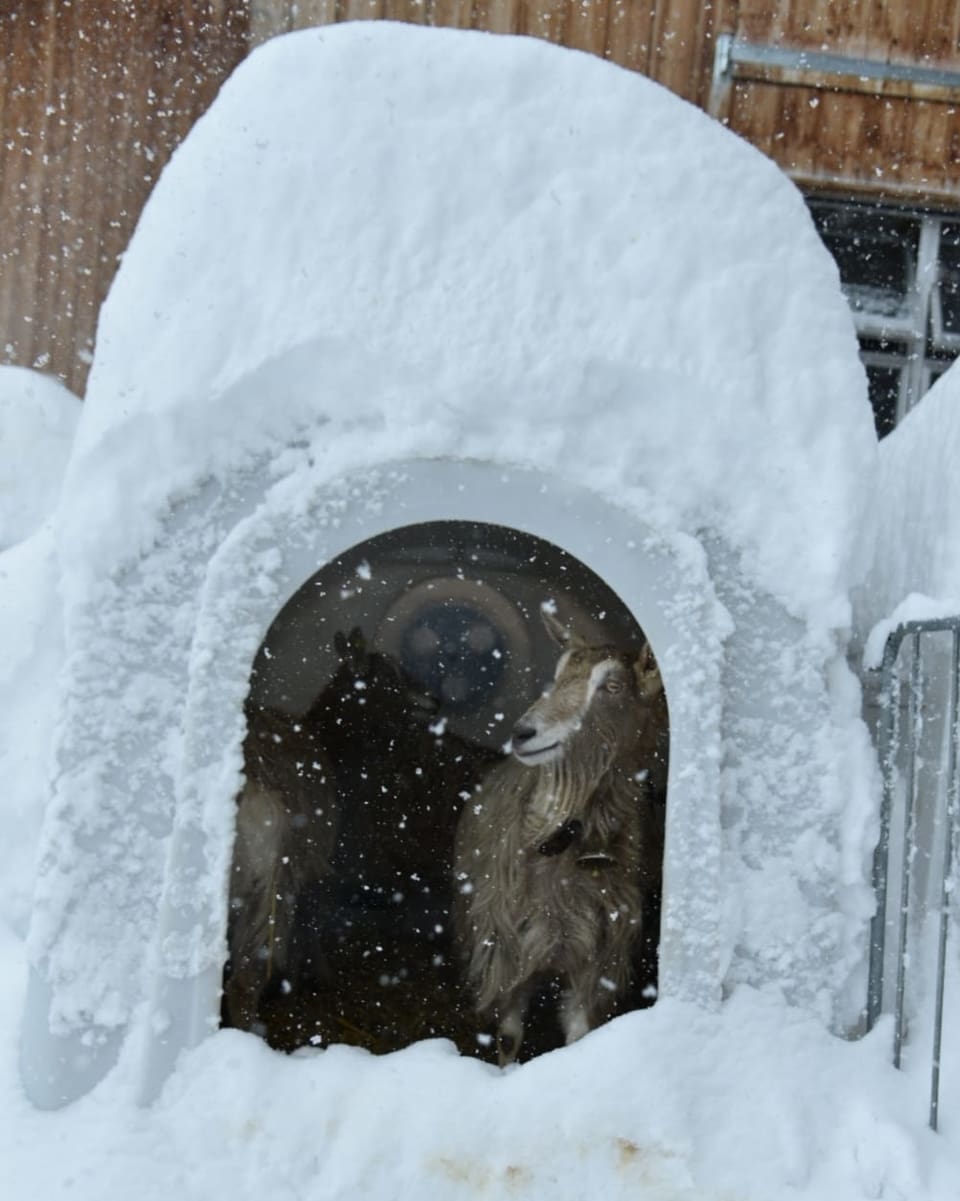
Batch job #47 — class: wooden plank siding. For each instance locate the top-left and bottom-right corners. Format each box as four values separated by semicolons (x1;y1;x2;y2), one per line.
714;0;960;204
248;1;717;98
727;85;960;202
0;2;248;394
1;1;958;396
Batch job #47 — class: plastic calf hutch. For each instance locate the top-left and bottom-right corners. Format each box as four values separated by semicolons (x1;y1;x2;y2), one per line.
19;24;878;1107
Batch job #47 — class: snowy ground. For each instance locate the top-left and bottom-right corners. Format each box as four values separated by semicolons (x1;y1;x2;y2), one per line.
2;906;960;1200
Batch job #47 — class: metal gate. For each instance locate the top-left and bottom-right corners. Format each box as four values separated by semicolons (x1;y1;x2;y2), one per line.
866;617;960;1130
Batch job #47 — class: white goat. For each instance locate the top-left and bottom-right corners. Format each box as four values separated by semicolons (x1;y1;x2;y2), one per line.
452;608;666;1064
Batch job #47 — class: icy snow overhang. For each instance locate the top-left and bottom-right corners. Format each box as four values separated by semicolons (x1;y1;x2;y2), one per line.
68;20;875;629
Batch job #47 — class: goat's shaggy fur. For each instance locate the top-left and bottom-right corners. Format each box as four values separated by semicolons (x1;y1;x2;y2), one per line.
453;609;666;1063
315;627;502;895
225;704;338;1032
226;627;501;1037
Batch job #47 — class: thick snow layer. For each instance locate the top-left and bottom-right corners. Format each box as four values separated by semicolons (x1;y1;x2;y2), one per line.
21;22;882;1095
73;21;876;630
854;362;960;659
3;913;960;1200
0;367;80;550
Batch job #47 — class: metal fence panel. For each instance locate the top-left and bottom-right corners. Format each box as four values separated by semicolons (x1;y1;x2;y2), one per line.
867;616;960;1131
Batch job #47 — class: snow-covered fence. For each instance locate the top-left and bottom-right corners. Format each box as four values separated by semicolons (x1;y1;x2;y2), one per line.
867;617;960;1130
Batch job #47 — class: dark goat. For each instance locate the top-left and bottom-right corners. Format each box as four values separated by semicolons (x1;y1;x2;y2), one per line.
227;627;502;1044
225;703;338;1032
453;608;667;1065
314;627;501;899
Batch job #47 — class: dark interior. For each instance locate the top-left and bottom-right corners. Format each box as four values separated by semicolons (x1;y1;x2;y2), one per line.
221;521;667;1061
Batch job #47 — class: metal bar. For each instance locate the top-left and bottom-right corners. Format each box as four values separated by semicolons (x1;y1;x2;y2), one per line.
708;33;734;118
867;646;900;1029
930;629;960;1130
722;36;960;93
905;221;943;416
893;632;923;1069
854;314;920;341
889;618;960;641
930;283;960;355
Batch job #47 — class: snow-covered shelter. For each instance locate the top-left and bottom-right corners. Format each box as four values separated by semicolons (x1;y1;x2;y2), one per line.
20;23;881;1108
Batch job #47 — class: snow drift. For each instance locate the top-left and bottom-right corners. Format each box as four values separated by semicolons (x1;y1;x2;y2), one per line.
0;365;80;551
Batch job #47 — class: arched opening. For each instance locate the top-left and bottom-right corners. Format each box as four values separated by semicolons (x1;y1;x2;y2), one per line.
220;519;669;1062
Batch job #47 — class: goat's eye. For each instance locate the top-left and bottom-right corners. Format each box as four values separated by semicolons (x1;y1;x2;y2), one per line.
604;679;624;694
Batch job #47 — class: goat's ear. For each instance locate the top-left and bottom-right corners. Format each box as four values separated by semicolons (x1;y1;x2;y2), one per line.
633;642;664;700
333;627;367;668
346;626;369;668
541;605;574;648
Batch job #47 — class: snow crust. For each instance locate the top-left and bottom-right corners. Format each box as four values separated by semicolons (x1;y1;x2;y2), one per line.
0;366;80;551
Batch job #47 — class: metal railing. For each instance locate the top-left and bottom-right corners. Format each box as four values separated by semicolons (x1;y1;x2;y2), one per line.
712;33;960;103
866;616;960;1130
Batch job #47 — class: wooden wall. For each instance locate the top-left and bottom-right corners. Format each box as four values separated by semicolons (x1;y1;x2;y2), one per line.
247;1;718;105
2;1;958;397
713;0;960;202
0;1;247;395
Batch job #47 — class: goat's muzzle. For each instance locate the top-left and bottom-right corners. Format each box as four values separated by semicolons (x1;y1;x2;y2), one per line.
510;719;561;765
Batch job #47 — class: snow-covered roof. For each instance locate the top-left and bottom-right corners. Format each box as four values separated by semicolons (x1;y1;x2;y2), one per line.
70;21;875;627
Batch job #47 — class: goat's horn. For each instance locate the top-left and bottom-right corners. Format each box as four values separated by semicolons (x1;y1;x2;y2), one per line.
633;643;663;697
541;605;573;648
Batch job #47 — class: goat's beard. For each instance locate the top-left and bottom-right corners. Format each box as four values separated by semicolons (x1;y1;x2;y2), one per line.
522;736;614;847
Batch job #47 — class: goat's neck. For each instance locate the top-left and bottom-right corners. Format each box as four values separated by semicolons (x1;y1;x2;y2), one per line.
523;752;639;847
